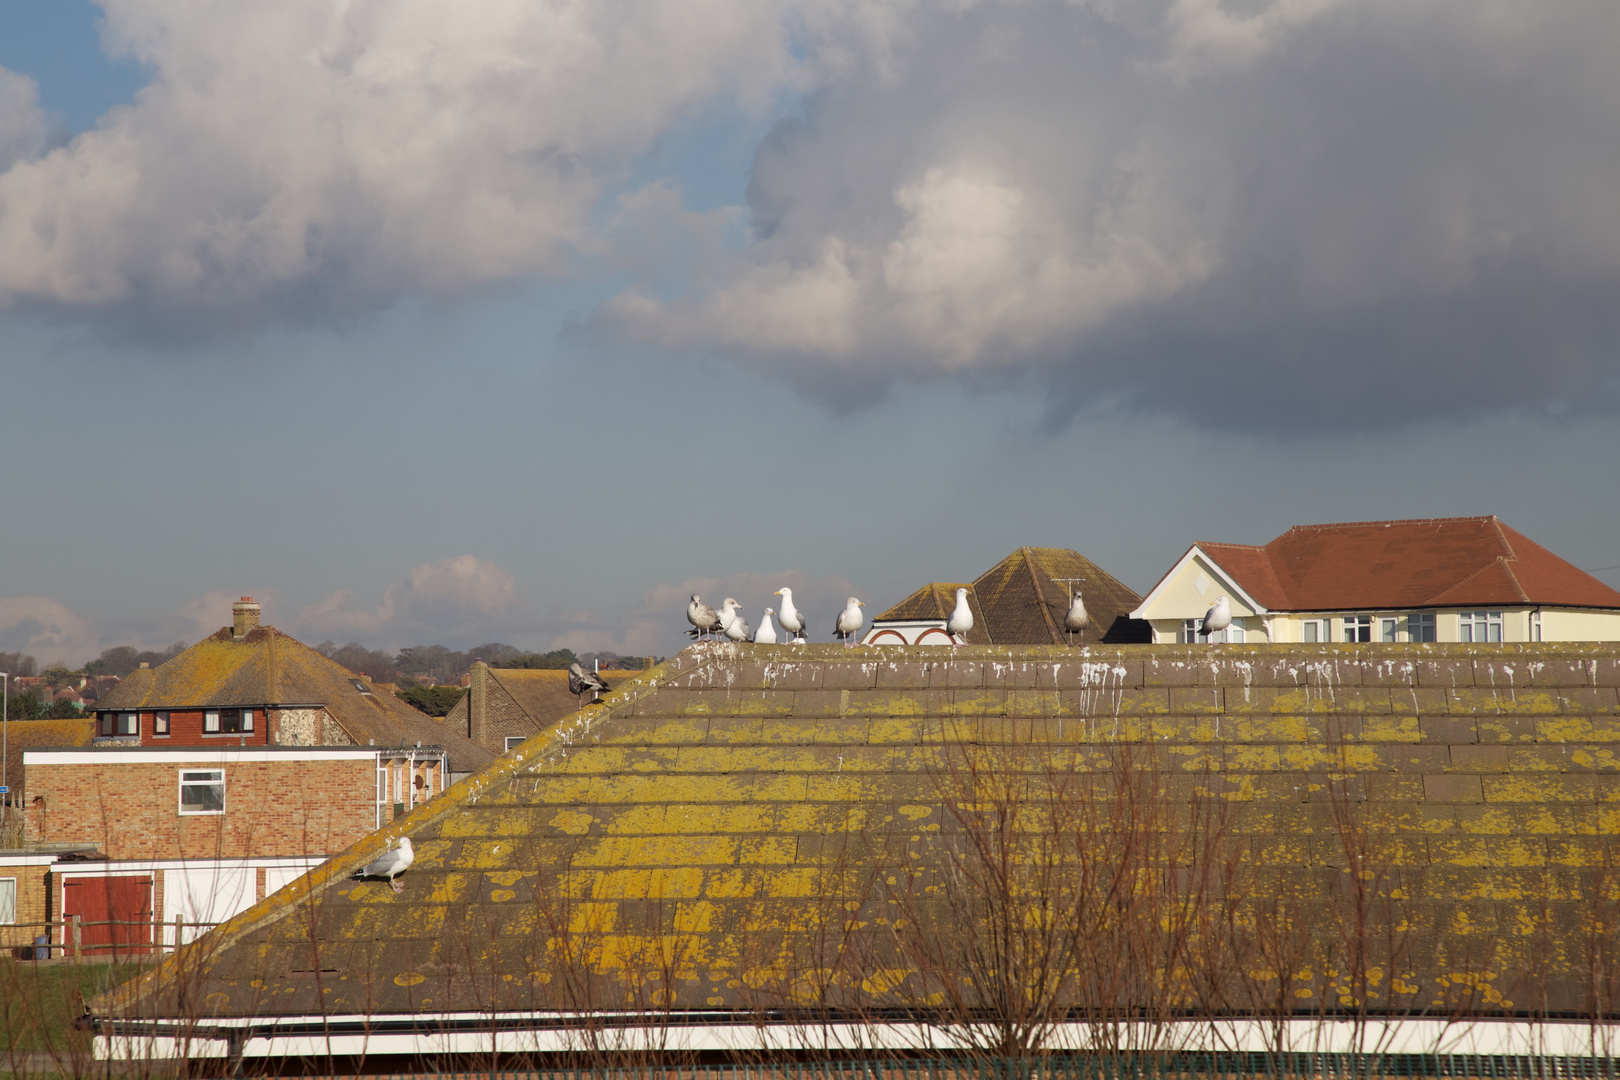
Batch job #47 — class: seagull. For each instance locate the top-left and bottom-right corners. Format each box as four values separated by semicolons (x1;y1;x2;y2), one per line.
755;609;779;644
1064;591;1090;645
687;594;720;639
353;837;415;894
834;597;865;647
1201;596;1232;642
716;598;744;639
775;588;807;643
946;587;973;647
724;609;753;642
568;662;609;706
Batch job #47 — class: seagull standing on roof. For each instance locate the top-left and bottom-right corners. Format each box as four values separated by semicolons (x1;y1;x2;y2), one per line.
724;607;753;642
353;837;415;894
755;609;779;645
1064;591;1090;645
716;598;744;640
834;597;865;647
687;594;720;639
568;662;610;706
1201;597;1232;642
946;587;974;647
775;588;807;643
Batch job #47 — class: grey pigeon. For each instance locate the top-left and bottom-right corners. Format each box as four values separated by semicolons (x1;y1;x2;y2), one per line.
353;837;415;893
568;662;610;704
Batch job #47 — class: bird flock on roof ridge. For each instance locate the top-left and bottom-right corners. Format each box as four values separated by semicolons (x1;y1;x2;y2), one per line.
686;588;868;648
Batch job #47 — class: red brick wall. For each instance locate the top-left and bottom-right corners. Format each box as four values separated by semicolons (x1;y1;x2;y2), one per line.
24;757;377;860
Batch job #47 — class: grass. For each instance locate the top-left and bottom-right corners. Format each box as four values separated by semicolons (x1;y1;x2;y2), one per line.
0;959;140;1054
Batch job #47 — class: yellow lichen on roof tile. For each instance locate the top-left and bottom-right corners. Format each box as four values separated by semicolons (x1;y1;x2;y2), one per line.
94;641;1620;1025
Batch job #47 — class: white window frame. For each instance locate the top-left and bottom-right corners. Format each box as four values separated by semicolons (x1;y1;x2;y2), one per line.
1530;610;1543;642
178;769;226;815
0;878;15;925
1379;617;1399;643
1343;615;1372;643
504;736;526;752
1301;618;1328;643
1408;613;1437;642
1182;619;1200;643
1459;610;1504;643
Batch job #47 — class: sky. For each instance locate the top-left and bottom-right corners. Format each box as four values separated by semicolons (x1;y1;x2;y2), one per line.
0;0;1617;667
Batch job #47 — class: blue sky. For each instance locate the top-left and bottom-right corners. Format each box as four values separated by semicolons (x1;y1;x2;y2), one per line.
0;1;1617;665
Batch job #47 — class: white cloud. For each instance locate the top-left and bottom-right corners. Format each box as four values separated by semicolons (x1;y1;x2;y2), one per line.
293;555;518;644
0;0;812;323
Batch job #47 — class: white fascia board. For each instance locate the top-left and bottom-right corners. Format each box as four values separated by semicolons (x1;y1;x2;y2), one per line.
0;853;66;867
101;1016;1620;1061
1130;545;1269;620
24;748;381;766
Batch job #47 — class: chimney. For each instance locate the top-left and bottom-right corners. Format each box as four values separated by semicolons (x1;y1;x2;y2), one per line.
232;596;261;641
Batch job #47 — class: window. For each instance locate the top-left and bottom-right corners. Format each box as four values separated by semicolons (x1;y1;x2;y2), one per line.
178;770;225;814
204;709;253;734
1408;613;1436;642
1182;619;1200;643
1343;615;1372;642
1459;610;1503;643
1227;618;1246;644
1530;610;1542;642
0;879;14;924
1301;619;1328;643
504;736;526;752
100;712;136;736
350;679;372;696
153;711;170;736
1380;617;1399;643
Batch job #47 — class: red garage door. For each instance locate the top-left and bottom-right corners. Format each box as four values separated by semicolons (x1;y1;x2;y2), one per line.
62;876;153;956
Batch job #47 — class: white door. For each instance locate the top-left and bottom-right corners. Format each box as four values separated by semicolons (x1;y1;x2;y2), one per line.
161;864;255;945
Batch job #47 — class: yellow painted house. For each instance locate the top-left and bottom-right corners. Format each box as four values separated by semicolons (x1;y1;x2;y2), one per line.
1132;516;1620;645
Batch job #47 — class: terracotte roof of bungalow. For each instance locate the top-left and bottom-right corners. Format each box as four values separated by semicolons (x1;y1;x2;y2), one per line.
95;626;494;772
1190;516;1620;613
874;546;1151;644
98;639;1620;1026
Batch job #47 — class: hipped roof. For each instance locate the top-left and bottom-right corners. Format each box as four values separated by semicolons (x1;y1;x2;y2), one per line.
875;547;1150;644
95;627;493;773
1192;516;1620;612
486;667;641;723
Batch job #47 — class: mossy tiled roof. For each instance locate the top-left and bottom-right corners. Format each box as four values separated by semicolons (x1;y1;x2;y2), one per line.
876;547;1150;644
94;627;493;772
5;717;95;792
99;641;1620;1023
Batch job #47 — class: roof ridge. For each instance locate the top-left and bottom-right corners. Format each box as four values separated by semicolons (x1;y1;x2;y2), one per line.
1490;516;1517;561
1279;515;1497;535
1022;546;1062;644
1420;556;1529;606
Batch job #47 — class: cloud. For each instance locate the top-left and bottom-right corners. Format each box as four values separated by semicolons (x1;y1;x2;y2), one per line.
605;0;1620;429
552;569;862;656
0;0;810;329
4;0;1620;429
0;597;101;667
293;555;518;645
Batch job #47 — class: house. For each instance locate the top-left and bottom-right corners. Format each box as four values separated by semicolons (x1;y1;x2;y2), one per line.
863;546;1151;645
88;640;1620;1065
15;597;493;957
1130;516;1620;645
442;661;641;756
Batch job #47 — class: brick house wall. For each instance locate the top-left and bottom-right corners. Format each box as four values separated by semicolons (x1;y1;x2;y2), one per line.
23;749;381;861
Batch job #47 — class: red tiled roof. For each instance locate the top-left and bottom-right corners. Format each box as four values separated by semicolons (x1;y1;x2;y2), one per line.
1199;517;1620;612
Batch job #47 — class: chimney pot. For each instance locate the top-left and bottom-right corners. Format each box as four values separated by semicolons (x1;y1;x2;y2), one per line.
232;596;262;641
